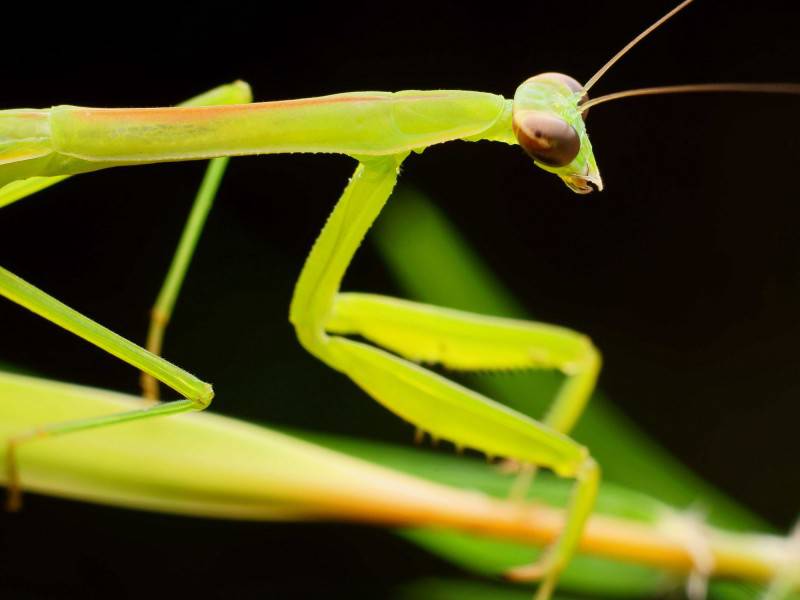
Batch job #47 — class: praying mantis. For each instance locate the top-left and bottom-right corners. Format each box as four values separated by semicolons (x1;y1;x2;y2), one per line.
2;1;799;598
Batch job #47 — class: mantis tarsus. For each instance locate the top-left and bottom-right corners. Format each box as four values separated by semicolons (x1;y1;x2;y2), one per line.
1;1;799;597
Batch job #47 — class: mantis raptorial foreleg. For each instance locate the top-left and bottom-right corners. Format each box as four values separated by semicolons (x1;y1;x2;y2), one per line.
325;292;601;434
288;155;600;597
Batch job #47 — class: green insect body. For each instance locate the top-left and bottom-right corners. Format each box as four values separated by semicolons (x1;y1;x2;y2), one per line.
0;80;601;600
2;1;799;598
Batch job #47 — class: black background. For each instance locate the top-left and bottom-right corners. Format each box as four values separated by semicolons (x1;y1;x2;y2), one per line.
1;1;800;597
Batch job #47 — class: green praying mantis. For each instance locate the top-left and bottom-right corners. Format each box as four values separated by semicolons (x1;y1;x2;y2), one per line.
2;1;799;598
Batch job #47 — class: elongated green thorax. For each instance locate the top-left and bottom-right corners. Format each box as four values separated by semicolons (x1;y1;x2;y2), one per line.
512;74;602;194
0;89;509;190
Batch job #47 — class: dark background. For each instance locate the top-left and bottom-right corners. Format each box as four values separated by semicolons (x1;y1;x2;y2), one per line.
1;1;799;597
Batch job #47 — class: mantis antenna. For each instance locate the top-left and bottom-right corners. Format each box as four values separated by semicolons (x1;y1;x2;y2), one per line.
582;82;800;110
577;0;800;111
583;0;695;92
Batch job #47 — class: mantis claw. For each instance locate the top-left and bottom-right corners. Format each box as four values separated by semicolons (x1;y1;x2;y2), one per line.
505;548;562;600
505;555;552;582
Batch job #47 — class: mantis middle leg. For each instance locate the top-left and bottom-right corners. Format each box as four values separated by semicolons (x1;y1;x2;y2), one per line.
1;157;227;504
289;155;600;599
140;156;230;400
0;265;213;510
0;83;251;405
0;83;253;508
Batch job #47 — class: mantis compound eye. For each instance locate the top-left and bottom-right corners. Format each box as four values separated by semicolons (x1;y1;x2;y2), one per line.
512;110;581;167
533;72;590;119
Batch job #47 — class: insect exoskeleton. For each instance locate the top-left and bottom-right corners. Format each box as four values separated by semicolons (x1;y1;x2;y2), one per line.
511;73;587;167
512;72;601;194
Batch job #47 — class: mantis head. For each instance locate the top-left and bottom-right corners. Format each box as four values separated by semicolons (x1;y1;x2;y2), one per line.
512;73;600;194
511;0;800;196
510;0;691;196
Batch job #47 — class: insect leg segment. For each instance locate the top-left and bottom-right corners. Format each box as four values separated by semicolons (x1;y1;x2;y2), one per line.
289;155;408;357
324;293;601;591
326;293;601;435
138;82;254;400
506;455;599;596
0;175;70;210
0;266;214;509
0;82;252;402
140;156;230;400
289;157;600;597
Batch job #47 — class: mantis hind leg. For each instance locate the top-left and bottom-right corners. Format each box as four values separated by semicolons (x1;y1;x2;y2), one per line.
289;156;600;598
0;266;213;510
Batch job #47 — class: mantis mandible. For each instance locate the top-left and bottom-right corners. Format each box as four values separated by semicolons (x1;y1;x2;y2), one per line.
1;1;798;597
